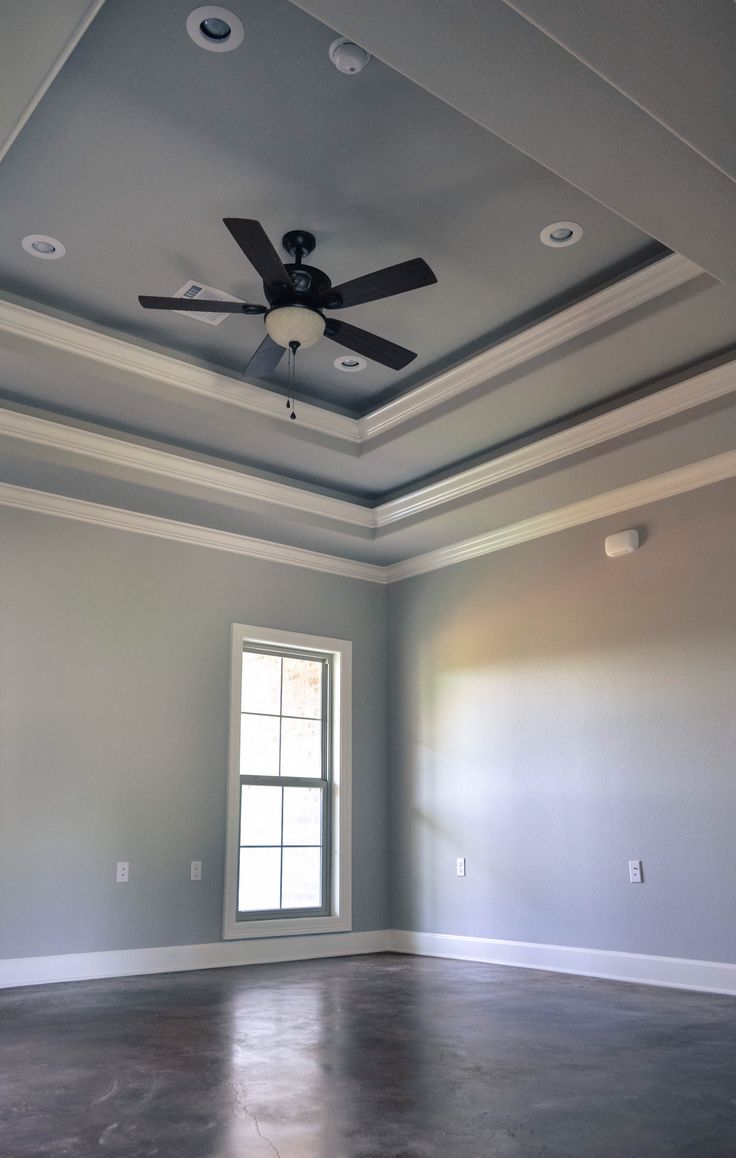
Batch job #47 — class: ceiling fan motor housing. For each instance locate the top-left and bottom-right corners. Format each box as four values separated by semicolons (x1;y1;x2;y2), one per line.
264;263;332;308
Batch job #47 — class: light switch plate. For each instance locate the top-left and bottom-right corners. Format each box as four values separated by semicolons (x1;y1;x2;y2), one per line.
629;859;643;883
456;857;466;877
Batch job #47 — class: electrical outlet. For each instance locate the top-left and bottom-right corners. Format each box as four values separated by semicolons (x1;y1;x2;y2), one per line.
116;861;129;883
456;857;466;877
190;860;202;881
629;859;643;884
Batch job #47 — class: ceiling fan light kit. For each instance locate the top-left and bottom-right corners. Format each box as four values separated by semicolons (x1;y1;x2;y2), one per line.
138;219;437;404
265;304;324;349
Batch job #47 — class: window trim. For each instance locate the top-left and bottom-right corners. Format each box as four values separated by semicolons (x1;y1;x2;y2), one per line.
223;623;352;940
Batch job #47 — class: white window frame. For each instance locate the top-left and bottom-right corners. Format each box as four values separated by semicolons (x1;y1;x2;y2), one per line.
223;623;352;940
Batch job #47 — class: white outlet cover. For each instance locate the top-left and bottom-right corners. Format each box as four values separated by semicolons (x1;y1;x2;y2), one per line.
629;859;643;883
116;861;129;883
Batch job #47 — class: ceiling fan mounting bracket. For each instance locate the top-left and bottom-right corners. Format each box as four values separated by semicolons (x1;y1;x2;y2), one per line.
282;230;316;263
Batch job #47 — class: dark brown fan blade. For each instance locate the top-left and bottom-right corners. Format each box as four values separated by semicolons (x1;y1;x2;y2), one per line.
138;296;265;313
223;219;292;289
245;334;286;377
325;320;417;370
325;258;436;309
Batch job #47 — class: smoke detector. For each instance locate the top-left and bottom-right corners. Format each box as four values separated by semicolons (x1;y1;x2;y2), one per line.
329;37;371;75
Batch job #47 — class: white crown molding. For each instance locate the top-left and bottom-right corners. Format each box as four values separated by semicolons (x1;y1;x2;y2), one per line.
0;929;389;989
0;482;386;583
374;357;736;526
384;449;736;582
388;930;736;996
3;351;734;538
0;408;372;530
0;1;107;165
0;254;702;452
2;451;735;586
359;253;704;441
0;297;358;444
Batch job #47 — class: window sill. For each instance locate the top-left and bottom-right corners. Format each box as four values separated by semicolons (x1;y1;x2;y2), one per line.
223;912;352;941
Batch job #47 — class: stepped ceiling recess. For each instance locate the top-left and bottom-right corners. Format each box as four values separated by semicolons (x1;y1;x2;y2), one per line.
1;0;735;578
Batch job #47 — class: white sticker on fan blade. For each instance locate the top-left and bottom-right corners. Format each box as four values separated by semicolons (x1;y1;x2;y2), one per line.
171;280;245;326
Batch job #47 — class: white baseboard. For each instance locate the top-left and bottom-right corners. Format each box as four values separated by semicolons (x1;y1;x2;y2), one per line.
388;930;736;996
5;928;735;997
0;929;389;990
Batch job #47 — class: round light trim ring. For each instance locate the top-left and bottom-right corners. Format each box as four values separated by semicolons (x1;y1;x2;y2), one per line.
333;355;366;372
186;6;243;52
22;234;66;260
540;221;583;248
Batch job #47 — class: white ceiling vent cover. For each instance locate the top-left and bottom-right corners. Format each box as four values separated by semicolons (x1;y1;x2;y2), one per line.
171;281;244;325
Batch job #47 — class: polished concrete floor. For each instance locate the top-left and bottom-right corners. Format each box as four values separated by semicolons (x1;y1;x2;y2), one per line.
2;953;736;1157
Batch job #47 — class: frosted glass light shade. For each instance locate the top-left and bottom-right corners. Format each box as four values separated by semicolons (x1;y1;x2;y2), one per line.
265;305;324;349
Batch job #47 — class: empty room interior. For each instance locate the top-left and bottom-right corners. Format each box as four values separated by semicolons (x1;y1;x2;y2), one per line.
2;2;736;1155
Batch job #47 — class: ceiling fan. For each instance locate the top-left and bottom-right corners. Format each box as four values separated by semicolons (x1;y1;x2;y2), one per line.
138;219;437;381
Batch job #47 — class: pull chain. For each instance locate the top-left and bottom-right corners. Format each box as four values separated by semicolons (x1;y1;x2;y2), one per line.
286;340;299;420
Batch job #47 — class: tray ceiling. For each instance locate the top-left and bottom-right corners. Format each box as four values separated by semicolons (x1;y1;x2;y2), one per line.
1;0;735;573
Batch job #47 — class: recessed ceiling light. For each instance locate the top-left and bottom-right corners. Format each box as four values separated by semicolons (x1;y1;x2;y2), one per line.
334;355;367;372
187;6;243;52
22;234;66;260
540;221;583;248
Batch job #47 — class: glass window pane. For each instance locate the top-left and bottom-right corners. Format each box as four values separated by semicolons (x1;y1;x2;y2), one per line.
242;651;282;715
283;786;322;846
240;785;282;845
280;717;322;779
282;847;321;909
282;658;322;719
238;847;281;911
240;714;280;777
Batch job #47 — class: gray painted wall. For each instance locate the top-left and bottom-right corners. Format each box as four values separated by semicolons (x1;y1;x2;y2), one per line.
0;507;388;959
3;476;735;968
388;478;736;964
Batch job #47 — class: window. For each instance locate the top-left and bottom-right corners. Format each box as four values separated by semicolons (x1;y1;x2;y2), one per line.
223;624;352;939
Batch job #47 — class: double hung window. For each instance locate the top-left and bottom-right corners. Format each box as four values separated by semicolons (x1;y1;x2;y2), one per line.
223;625;351;939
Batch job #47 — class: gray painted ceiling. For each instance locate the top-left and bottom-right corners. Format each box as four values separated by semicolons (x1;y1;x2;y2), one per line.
1;0;735;568
0;0;656;413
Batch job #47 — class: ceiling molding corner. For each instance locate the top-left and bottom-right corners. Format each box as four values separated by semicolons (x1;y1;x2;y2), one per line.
384;450;736;582
0;296;358;445
0;253;704;454
0;482;386;584
0;407;372;531
2;450;734;587
375;356;736;527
